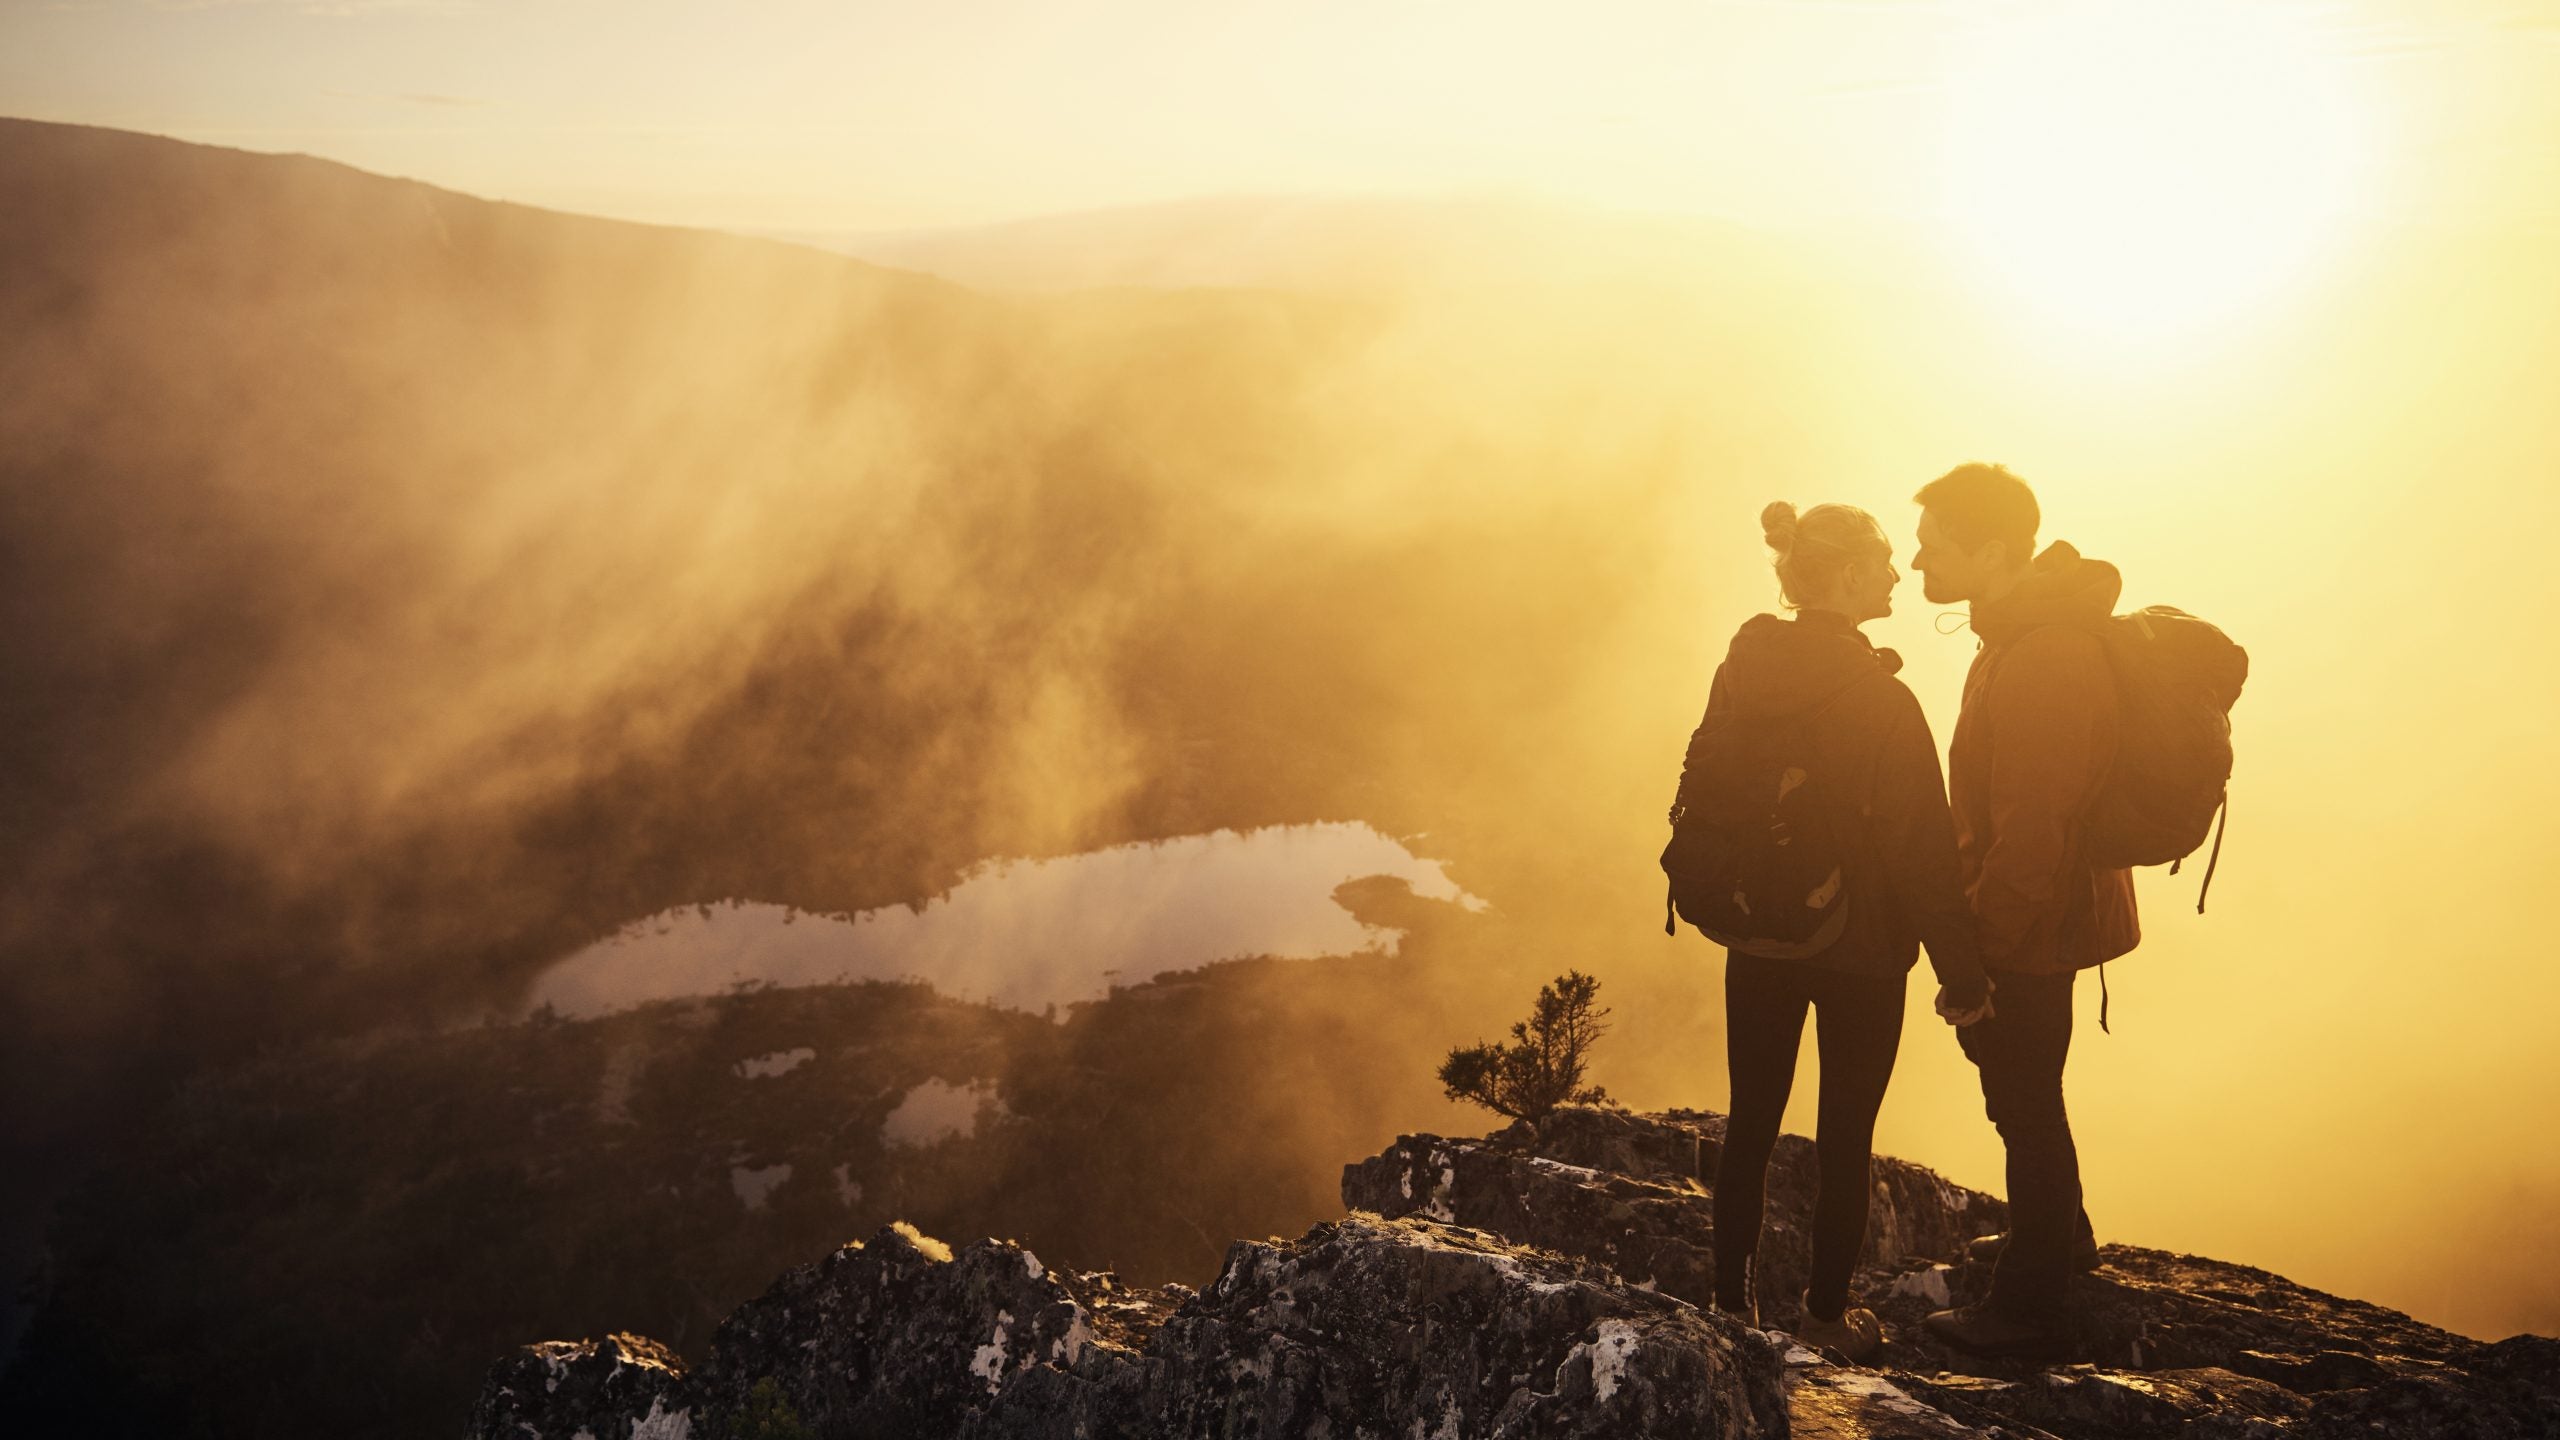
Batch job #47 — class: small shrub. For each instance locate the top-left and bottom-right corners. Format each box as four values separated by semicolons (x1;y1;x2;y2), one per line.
726;1376;813;1440
1438;970;1611;1122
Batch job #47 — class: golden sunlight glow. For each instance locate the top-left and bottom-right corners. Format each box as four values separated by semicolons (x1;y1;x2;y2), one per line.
9;0;2560;1372
1937;1;2371;341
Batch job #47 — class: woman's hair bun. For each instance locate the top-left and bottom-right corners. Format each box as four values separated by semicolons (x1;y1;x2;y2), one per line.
1760;500;1800;553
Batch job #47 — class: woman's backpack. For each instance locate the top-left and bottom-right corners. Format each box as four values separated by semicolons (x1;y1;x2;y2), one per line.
1661;681;1878;958
2081;606;2248;908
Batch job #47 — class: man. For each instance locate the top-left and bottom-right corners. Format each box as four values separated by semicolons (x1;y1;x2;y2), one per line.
1908;463;2139;1357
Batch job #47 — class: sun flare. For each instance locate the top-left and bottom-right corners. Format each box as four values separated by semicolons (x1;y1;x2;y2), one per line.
1938;1;2372;342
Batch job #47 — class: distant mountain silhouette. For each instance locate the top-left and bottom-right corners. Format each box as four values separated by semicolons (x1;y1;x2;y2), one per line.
773;192;1790;295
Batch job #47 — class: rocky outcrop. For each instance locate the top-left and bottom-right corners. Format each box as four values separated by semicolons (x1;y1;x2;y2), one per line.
473;1107;2558;1438
683;1218;1091;1437
1341;1105;2007;1328
1344;1107;2560;1439
1116;1212;1784;1439
469;1333;689;1440
471;1210;1787;1439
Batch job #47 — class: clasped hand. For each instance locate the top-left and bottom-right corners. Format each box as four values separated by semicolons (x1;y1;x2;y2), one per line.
1933;975;1997;1028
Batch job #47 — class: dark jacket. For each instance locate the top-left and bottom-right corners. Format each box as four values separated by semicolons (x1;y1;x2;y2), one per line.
1675;609;1989;1001
1948;541;2142;975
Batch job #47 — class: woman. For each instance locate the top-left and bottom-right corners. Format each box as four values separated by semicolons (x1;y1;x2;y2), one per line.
1667;500;1992;1361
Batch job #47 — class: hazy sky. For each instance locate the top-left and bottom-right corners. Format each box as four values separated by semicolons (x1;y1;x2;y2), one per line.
4;0;2556;237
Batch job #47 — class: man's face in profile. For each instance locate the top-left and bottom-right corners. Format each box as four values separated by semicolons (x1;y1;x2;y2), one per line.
1912;507;1982;605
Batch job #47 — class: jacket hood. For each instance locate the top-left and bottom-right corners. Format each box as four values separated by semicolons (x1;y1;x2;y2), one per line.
1973;540;2122;644
1717;610;1902;719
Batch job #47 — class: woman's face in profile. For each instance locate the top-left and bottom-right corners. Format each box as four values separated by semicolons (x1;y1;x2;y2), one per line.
1843;546;1900;623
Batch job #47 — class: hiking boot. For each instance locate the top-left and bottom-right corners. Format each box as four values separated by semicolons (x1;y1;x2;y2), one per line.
1713;1253;1759;1329
1793;1292;1884;1363
1923;1302;2073;1360
1964;1229;2102;1272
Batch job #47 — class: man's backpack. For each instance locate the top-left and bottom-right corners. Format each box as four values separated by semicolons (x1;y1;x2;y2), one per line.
2081;606;2249;907
1661;689;1873;958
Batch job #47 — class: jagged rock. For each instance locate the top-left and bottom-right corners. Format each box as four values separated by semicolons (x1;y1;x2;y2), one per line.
1902;1364;2307;1437
1339;1123;1723;1310
1777;1340;1994;1439
1335;1110;2560;1438
475;1111;2558;1439
2263;1332;2560;1440
2226;1347;2392;1393
470;1211;1787;1438
1341;1105;2008;1327
1868;1242;2506;1384
687;1219;1092;1436
1116;1212;1786;1438
467;1332;692;1440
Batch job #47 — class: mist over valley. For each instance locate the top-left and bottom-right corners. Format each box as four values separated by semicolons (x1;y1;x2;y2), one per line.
2;114;2557;1437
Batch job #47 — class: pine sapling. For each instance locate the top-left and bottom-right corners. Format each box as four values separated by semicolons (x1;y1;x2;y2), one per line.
1438;969;1612;1122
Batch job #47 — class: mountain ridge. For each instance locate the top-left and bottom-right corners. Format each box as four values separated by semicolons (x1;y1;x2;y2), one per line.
0;115;962;290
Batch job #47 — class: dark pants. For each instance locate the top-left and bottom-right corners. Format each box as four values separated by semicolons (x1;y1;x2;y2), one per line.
1957;966;2093;1317
1713;953;1903;1320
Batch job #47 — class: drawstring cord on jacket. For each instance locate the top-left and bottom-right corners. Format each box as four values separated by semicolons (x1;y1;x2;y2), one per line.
2169;794;2232;914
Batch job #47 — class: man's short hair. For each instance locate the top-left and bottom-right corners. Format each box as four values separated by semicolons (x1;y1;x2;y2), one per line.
1914;463;2039;560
